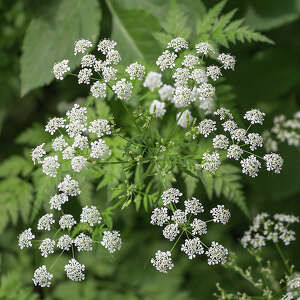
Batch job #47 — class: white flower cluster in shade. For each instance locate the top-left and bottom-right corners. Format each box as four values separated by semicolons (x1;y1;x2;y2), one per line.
150;188;230;273
282;273;300;300
20;102;123;287
241;212;299;249
188;107;284;177
263;111;300;152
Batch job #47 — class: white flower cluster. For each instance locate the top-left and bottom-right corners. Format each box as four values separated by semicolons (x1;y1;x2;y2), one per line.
190;107;284;176
263;111;300;152
32;103;112;178
53;38;149;102
150;188;229;273
21;103;123;287
241;212;299;248
282;273;300;300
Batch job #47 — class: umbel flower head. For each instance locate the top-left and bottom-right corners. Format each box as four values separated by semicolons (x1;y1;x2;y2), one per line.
241;212;299;248
150;188;229;272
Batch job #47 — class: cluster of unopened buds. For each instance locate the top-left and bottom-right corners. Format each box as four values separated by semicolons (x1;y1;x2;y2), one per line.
241;213;299;249
150;188;230;273
18;103;121;288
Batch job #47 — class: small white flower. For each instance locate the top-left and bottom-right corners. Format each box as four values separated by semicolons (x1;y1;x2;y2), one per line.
32;265;53;288
81;54;96;68
206;65;222;81
156;50;177;71
94;59;106;72
37;213;55;231
59;214;77;230
64;259;85;281
213;134;229;150
246;133;263;151
161;188;182;206
58;175;81;196
241;155;261;177
173;86;193;107
190;69;208;84
112;78;133;101
210;205;231;224
32;143;46;164
151;250;174;273
71;156;87;172
184;197;204;215
149;100;166;117
244;109;266;124
150;207;170;226
57;235;73;251
18;228;35;249
49;194;68;210
125;62;145;80
191;219;207;236
264;153;284;174
231;128;247;142
90;81;106;99
214;108;233;120
39;238;55;257
102;66;117;82
73;135;89;150
167;37;188;52
159;85;174;101
181;238;204;259
171;209;187;224
101;231;122;253
53;59;70;80
195;42;215;56
66;104;87;124
45;118;66;135
80;205;102;226
97;39;117;55
172;68;190;86
227;144;243;160
206;241;228;265
106;49;121;65
274;214;299;223
177;110;193;128
222;120;237;133
74;233;93;252
62;146;75;160
42;155;60;177
78;68;92;84
197;83;215;100
182;54;200;69
74;39;92;55
88;119;111;137
201;152;221;173
218;53;236;70
163;224;179;241
90;139;112;159
197;119;217;137
52;135;68;152
143;72;162;91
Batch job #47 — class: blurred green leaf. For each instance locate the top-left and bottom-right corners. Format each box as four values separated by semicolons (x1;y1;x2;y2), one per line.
20;0;102;96
106;0;161;64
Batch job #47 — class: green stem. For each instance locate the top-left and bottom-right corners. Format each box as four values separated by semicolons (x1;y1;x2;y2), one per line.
275;243;291;274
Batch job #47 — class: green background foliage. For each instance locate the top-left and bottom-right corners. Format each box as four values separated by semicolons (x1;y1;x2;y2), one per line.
1;0;300;299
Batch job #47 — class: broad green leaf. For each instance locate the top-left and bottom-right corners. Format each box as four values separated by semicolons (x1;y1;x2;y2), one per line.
20;0;101;96
106;0;161;64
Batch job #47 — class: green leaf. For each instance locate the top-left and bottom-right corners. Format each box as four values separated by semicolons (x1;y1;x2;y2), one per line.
15;123;51;146
0;177;33;232
106;0;161;64
0;156;33;177
214;164;249;217
20;0;101;96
